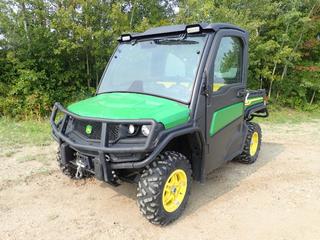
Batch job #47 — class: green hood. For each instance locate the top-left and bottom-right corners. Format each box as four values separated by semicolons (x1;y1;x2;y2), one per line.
67;93;190;129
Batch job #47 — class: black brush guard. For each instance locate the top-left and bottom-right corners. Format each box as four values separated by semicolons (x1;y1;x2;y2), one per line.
50;102;161;183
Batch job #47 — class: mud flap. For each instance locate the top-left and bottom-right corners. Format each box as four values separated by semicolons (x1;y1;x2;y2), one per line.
97;152;120;186
60;143;74;165
93;157;104;181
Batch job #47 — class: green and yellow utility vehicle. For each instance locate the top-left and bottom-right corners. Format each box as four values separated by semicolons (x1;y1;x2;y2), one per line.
50;23;268;225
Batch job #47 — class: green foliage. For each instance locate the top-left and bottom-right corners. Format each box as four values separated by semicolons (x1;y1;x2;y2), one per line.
0;0;319;119
0;0;175;118
176;0;320;105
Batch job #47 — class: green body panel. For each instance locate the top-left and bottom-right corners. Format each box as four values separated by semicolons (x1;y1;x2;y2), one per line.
67;93;190;129
209;102;244;136
245;97;264;109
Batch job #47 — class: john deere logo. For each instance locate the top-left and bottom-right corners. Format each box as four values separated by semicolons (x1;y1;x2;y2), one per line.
85;125;92;135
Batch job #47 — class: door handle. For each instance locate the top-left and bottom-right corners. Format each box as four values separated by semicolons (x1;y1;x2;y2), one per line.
237;89;247;98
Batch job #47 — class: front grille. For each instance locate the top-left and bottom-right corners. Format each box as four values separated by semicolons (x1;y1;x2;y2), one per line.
73;119;102;140
108;124;120;142
72;119;120;143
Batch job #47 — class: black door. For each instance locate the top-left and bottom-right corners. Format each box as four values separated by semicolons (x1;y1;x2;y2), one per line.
204;30;248;174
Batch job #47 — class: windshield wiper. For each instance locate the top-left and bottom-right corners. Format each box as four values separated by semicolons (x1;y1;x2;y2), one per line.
131;33;188;46
154;39;199;45
97;91;189;105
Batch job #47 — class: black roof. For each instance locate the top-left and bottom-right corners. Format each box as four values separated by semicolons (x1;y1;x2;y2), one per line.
126;23;246;40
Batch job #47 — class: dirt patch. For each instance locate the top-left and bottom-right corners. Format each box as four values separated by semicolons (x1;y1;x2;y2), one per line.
1;121;320;240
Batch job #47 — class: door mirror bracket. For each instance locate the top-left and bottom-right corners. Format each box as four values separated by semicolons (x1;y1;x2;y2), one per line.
201;71;210;97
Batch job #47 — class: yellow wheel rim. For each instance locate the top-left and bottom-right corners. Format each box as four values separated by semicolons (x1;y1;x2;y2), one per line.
250;132;259;156
162;169;187;213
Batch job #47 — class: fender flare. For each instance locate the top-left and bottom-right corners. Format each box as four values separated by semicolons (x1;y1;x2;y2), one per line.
111;124;205;171
245;103;268;120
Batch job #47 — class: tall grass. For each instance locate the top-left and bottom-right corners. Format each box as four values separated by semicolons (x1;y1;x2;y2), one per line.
0;118;52;148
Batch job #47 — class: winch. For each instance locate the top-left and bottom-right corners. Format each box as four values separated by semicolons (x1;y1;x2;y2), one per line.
75;153;91;179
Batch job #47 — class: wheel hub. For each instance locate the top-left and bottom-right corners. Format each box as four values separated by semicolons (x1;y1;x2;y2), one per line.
250;131;259;156
162;169;187;213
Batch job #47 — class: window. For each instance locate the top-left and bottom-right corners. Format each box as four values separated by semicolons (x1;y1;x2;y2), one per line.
212;37;242;91
98;35;207;103
164;53;186;78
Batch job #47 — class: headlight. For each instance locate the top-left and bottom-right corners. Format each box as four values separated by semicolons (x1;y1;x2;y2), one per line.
128;124;136;134
141;125;151;136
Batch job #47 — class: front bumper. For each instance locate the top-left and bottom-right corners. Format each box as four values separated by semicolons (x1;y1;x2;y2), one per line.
50;102;163;183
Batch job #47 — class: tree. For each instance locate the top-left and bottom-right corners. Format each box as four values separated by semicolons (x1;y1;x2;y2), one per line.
0;0;319;118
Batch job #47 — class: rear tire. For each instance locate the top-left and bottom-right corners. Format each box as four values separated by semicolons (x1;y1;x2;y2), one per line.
236;122;262;164
137;151;192;225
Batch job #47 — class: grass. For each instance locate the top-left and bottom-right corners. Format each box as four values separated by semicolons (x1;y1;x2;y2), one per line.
4;150;16;157
0;117;52;148
255;106;320;124
17;153;51;165
1;107;319;148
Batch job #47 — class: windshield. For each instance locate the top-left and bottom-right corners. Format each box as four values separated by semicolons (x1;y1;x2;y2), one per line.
98;34;208;103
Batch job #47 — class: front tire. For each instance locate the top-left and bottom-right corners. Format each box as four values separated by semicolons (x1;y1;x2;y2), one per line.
236;122;262;164
137;151;192;225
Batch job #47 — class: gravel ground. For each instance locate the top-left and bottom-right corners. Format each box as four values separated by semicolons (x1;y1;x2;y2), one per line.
0;120;320;240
